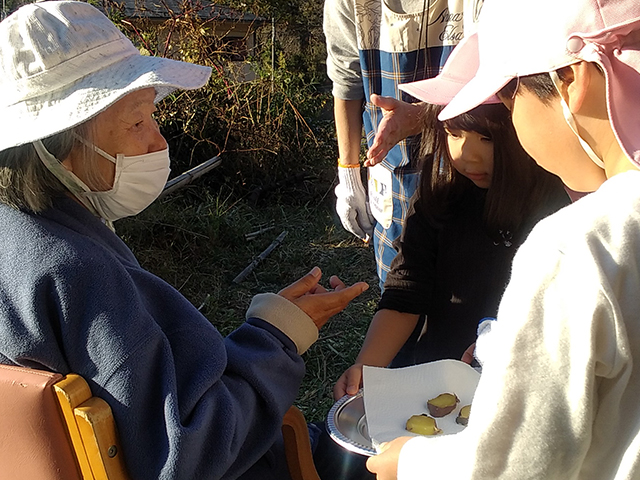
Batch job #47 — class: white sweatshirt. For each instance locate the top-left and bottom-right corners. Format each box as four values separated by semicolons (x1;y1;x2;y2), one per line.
399;170;640;479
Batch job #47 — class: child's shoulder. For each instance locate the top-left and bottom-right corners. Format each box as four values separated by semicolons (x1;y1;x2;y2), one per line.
529;171;640;251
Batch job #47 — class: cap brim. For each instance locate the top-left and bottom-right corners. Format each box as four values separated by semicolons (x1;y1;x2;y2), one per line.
399;76;468;105
400;73;502;109
399;31;505;113
438;71;511;121
399;33;486;106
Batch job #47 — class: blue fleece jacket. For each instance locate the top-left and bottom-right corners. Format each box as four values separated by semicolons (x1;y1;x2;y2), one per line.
0;197;311;480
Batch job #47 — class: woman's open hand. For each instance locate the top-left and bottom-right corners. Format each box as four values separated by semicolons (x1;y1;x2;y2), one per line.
365;95;425;167
278;267;369;330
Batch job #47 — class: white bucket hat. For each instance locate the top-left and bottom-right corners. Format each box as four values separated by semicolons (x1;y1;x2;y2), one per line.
438;0;640;168
0;0;212;153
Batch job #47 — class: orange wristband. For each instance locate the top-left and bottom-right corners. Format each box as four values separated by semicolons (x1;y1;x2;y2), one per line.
337;158;360;168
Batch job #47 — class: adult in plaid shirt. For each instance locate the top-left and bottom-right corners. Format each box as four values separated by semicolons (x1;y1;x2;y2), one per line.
324;0;481;288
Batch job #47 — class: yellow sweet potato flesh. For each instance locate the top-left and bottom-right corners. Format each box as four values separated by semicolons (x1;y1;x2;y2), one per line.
405;414;442;436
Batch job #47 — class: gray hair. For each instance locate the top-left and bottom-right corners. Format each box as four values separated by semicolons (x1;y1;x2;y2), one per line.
0;122;103;213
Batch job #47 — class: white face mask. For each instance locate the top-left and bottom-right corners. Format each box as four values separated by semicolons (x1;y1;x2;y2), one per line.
34;139;171;222
549;71;605;169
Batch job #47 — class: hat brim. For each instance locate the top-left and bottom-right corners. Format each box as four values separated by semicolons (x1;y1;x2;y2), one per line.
438;71;511;121
399;32;503;112
399;76;467;106
400;74;502;107
1;53;211;151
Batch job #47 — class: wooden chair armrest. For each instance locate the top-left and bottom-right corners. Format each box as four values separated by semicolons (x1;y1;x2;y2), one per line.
74;397;130;480
54;374;130;480
282;406;321;480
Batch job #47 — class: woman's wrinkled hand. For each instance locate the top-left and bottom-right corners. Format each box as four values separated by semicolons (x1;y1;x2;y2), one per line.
365;95;425;167
278;267;369;330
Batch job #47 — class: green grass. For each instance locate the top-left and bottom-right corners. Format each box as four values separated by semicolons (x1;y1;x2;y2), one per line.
116;171;379;422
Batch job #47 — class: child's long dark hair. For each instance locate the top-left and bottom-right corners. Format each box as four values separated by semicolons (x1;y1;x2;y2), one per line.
418;103;565;239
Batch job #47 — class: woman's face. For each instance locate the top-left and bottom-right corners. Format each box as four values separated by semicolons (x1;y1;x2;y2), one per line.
445;127;494;189
65;87;167;190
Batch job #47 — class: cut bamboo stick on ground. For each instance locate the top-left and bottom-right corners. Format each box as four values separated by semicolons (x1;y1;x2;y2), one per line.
233;230;288;283
245;225;276;241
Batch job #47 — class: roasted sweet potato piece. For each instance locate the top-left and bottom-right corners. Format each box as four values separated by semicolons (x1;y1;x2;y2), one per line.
427;392;459;417
405;414;442;436
456;404;471;426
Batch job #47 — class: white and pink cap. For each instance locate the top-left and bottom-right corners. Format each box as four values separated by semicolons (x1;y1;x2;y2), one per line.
439;0;640;168
398;33;500;107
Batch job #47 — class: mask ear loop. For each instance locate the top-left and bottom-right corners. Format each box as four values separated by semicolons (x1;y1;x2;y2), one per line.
549;70;605;169
33;140;115;230
72;133;117;163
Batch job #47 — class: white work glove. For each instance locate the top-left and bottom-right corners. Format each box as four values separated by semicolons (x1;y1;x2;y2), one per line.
335;164;375;242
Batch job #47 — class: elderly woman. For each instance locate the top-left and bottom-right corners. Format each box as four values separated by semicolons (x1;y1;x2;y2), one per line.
0;2;368;479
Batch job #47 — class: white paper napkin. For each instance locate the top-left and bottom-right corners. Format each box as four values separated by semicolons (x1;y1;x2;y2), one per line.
362;360;480;450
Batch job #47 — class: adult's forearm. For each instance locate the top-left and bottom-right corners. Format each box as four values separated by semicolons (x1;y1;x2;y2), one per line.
334;98;365;165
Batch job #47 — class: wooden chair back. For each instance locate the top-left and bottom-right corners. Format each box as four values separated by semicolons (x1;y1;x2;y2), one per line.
0;364;129;480
0;363;319;480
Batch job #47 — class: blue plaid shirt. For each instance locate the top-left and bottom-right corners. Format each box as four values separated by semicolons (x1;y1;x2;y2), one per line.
325;0;467;287
362;46;454;286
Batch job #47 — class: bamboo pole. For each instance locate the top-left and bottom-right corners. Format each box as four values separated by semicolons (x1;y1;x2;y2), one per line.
159;155;222;199
233;230;288;283
245;225;276;240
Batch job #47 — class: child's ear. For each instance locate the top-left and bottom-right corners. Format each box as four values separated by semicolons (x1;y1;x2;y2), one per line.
564;61;591;114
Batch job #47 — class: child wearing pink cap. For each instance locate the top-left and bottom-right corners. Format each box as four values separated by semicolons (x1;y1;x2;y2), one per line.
367;0;640;479
333;34;570;400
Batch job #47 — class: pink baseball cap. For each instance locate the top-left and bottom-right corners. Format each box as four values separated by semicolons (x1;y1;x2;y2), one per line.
398;33;500;106
439;0;640;168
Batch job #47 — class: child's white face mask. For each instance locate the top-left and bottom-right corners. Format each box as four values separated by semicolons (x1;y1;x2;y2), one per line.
34;139;170;222
549;70;605;169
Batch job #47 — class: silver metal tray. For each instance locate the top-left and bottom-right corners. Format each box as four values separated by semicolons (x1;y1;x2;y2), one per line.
326;390;376;456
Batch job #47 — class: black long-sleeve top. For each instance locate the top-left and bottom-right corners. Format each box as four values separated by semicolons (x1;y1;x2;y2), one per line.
379;186;571;363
